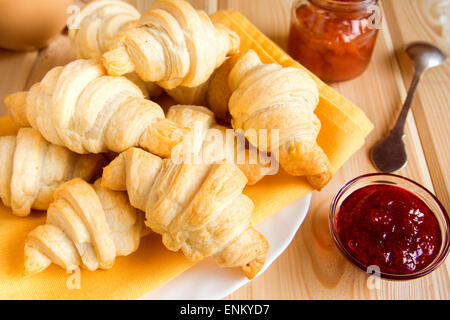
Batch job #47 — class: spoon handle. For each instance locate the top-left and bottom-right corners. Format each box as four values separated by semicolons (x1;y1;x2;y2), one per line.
391;71;423;137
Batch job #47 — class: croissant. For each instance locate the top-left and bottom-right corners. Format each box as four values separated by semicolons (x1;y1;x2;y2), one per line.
0;128;105;217
4;59;188;157
102;0;240;89
206;59;234;124
228;50;332;190
24;178;146;275
69;0;140;60
165;79;210;107
166;105;273;185
69;0;164;97
166;59;233;124
102;148;269;279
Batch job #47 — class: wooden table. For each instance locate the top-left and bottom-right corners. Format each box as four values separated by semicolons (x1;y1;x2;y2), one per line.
0;0;448;299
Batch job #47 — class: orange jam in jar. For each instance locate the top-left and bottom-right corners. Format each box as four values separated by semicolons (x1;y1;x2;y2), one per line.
288;0;380;82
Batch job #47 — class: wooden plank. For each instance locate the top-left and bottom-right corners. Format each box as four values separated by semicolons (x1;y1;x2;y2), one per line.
0;35;75;117
0;36;74;118
25;35;76;89
135;0;217;12
218;0;295;49
0;49;37;116
383;0;450;213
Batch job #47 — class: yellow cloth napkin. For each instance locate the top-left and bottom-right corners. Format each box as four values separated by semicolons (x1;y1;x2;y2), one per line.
0;10;373;299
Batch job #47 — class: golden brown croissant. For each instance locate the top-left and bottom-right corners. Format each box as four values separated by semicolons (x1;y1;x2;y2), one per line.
102;147;269;279
166;105;274;185
165;80;210;107
165;60;233;124
0;128;105;217
228;50;332;190
69;0;164;97
206;59;234;124
69;0;140;60
102;0;240;89
24;178;146;275
4;59;188;157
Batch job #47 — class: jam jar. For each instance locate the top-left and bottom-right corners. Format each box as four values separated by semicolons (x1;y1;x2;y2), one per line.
288;0;380;82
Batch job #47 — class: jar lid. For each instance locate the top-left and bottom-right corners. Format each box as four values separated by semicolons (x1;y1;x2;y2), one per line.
308;0;378;12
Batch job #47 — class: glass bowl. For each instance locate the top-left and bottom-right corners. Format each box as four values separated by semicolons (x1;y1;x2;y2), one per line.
329;173;450;280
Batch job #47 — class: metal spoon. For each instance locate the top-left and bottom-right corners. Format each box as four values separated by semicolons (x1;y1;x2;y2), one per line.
371;42;447;173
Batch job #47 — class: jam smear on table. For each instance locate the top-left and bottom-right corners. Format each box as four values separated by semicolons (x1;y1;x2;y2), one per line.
336;184;442;274
288;0;379;82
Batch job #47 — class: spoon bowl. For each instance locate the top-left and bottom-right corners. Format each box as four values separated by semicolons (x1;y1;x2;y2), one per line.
371;133;408;173
406;42;447;72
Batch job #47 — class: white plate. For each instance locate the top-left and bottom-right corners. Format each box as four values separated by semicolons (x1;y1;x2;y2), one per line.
140;193;312;300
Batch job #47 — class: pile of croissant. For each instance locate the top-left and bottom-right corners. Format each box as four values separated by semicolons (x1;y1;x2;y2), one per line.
2;0;331;281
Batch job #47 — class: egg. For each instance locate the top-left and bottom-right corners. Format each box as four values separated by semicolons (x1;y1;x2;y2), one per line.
0;0;74;51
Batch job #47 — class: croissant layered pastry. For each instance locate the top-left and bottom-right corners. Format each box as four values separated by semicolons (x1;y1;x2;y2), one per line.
0;128;105;217
102;148;269;279
228;50;332;190
24;178;146;275
4;59;188;157
102;0;240;89
69;0;140;60
69;0;164;97
166;104;273;185
165;80;211;108
166;59;233;123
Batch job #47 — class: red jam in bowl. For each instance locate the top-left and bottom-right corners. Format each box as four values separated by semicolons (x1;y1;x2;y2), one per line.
336;184;442;275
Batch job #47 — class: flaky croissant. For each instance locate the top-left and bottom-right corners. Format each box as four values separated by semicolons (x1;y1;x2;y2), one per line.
165;79;211;108
166;59;233;124
69;0;164;97
166;105;273;185
102;0;240;89
228;50;332;190
102;148;269;279
24;178;146;275
4;59;188;157
0;128;105;217
69;0;140;60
